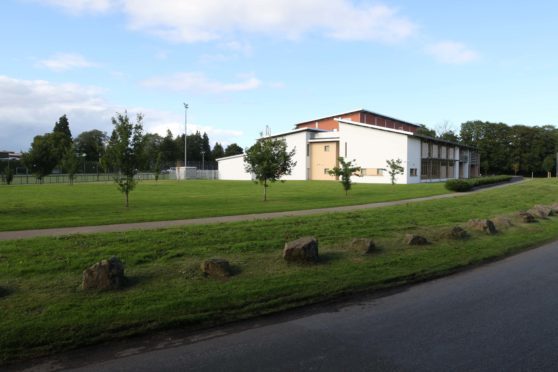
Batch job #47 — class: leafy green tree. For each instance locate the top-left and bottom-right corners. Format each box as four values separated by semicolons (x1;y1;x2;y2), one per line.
543;154;555;177
386;158;404;185
224;143;243;156
328;157;361;196
202;132;212;161
52;115;73;163
22;134;59;182
74;129;107;162
244;138;296;201
212;142;225;159
61;145;80;185
160;129;178;165
415;124;436;138
3;166;14;185
105;112;145;207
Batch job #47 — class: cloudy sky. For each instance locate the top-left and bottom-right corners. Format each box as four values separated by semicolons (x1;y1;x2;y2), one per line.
1;0;557;151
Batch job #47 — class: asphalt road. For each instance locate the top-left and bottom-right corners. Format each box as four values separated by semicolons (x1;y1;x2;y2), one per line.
20;236;558;372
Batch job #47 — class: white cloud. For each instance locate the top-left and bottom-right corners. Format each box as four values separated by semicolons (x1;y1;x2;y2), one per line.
34;0;113;13
426;41;479;64
0;75;243;151
37;53;99;71
142;72;262;93
40;0;416;43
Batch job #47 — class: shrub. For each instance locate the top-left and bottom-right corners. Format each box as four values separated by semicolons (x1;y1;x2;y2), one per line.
445;175;513;192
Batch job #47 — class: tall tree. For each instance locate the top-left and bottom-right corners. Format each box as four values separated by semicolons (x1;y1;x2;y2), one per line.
22;134;59;182
224;143;243;156
202;132;212;161
52;115;73;163
74;129;107;162
328;157;361;196
105;112;144;207
160;130;178;165
212;142;225;159
244;138;296;201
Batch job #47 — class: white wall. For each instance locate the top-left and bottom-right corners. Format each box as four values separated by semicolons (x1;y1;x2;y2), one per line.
217;154;252;180
276;131;309;180
339;122;409;184
406;137;422;184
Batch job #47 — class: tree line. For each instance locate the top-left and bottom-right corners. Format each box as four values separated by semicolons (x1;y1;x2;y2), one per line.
5;114;243;181
417;121;558;177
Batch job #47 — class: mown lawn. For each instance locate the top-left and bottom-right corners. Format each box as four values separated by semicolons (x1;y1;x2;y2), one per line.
1;179;558;365
0;180;449;231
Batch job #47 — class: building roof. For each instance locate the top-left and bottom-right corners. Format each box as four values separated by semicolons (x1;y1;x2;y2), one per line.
215;153;245;161
295;108;421;128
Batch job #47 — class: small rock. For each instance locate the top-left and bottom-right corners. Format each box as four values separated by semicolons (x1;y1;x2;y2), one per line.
200;258;232;278
405;234;429;245
549;203;558;214
518;211;536;223
528;205;553;219
467;219;497;234
493;217;513;230
448;226;469;240
283;236;319;262
350;238;377;254
82;256;125;290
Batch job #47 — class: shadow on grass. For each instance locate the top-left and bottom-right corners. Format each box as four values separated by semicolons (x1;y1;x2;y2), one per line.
0;286;13;298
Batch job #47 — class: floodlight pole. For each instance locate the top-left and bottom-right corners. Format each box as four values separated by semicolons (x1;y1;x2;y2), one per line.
183;103;188;180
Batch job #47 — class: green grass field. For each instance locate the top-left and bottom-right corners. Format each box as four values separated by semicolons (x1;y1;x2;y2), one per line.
1;179;558;365
0;180;449;231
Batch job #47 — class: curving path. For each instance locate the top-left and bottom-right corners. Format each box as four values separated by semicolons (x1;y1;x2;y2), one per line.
0;179;524;241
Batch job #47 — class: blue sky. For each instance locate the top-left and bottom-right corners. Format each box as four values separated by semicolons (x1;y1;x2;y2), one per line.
1;0;557;151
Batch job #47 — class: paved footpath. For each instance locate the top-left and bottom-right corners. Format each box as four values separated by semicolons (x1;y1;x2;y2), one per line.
0;179;524;241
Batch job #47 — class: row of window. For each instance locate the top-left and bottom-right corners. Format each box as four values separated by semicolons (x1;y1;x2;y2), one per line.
421;142;457;160
322;168;419;177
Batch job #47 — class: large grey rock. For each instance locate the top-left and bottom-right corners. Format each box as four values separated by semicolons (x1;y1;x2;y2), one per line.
405;234;429;245
518;211;536;223
528;205;553;219
350;238;377;254
467;219;497;234
82;256;125;290
493;217;513;230
200;258;232;278
283;236;319;262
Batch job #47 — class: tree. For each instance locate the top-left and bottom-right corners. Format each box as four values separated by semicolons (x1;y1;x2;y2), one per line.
415;124;436;138
154;152;162;182
212;142;225;159
61;145;80;185
328;157;361;196
543;155;555;178
74;130;107;162
105;112;144;207
3;166;13;185
22;134;59;182
386;158;404;185
52;115;73;163
224;143;243;156
244;137;296;201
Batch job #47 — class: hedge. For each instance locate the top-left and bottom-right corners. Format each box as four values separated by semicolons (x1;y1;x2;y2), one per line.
445;175;513;192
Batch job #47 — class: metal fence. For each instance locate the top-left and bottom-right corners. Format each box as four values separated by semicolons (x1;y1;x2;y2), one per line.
1;170;220;185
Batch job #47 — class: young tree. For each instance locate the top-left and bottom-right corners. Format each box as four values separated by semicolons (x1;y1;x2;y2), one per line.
244;138;296;201
542;155;555;178
386;158;404;185
61;145;80;185
154;152;162;182
105;112;144;207
3;166;14;185
328;157;361;196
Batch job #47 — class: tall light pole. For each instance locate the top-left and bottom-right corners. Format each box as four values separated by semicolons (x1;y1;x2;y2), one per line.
183;103;188;180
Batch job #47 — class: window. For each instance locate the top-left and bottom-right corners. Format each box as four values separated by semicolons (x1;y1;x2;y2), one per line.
324;145;330;152
410;168;417;177
361;168;383;176
324;168;329;175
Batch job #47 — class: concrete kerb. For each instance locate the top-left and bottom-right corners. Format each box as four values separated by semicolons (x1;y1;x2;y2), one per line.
0;178;527;241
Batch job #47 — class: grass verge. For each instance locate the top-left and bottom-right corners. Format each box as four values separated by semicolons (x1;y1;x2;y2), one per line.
1;179;557;365
0;180;450;231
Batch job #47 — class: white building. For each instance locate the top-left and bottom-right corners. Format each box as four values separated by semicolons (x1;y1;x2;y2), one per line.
217;109;479;184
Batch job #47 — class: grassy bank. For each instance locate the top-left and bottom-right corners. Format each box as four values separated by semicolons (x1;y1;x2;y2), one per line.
0;180;449;231
1;179;557;364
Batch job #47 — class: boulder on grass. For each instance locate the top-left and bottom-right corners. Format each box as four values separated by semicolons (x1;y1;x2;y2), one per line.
528;205;553;219
405;234;429;246
82;256;125;290
283;236;319;263
493;217;513;230
447;226;469;240
549;203;558;214
467;219;497;234
518;211;536;223
350;238;377;254
200;258;232;278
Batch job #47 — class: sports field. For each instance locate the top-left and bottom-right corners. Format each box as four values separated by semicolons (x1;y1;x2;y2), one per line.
0;180;449;231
